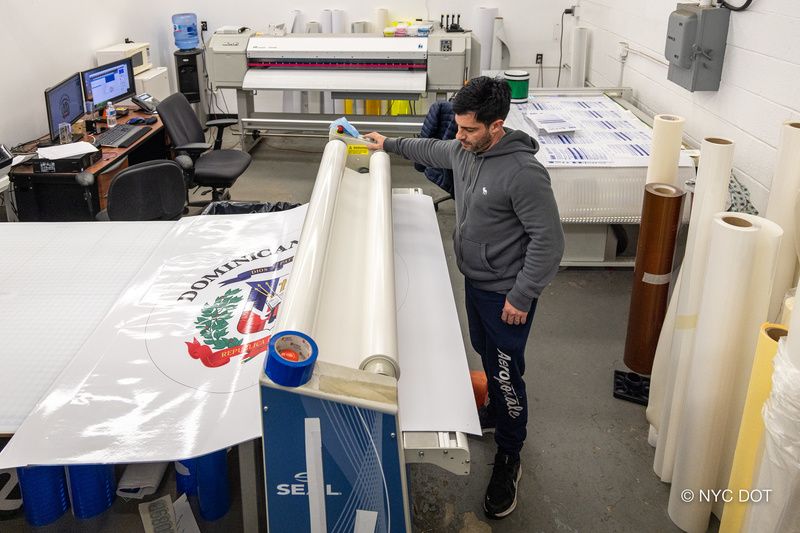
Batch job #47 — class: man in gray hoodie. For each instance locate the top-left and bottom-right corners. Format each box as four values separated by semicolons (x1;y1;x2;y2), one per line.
365;76;564;519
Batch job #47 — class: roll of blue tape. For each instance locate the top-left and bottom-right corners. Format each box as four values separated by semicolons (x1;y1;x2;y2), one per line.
16;466;69;527
175;459;197;496
196;449;230;521
265;330;319;387
66;464;115;520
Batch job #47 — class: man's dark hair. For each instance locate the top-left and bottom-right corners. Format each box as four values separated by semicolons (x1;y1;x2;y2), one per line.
451;76;511;126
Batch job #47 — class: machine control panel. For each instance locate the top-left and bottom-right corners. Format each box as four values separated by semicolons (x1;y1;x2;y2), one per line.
440;39;453;52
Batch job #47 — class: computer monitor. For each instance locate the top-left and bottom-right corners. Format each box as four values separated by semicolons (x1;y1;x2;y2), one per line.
44;73;85;141
82;57;136;109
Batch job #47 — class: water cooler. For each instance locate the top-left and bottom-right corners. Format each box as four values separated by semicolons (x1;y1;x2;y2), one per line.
172;13;208;124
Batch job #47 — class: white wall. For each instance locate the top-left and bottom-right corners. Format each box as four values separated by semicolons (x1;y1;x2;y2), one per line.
576;0;800;212
1;1;572;147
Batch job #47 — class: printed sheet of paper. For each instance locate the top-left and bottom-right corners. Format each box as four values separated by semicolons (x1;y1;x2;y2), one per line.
512;95;688;168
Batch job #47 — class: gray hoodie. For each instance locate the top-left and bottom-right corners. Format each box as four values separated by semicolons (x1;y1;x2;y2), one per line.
385;129;564;310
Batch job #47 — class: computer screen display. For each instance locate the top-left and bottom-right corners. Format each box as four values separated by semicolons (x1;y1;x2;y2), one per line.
44;73;85;141
82;57;136;108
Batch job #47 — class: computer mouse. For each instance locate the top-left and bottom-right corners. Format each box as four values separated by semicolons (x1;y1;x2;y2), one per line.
143;117;158;125
128;117;145;125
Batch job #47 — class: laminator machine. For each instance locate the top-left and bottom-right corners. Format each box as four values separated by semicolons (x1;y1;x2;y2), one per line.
207;30;475;151
257;133;479;531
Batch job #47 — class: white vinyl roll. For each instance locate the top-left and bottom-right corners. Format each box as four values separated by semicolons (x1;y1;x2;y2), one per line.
473;7;499;71
320;9;332;33
287;10;301;34
276;140;347;334
646;115;686;186
569;27;589;88
645;269;682;435
333;98;345;114
332;9;347;33
355;99;366;115
306;21;322;33
653;138;734;482
668;213;782;533
351;21;368;33
490;17;510;70
374;8;388;34
744;317;800;532
786;286;800;370
765;121;800;321
360;151;399;375
279;142;399;376
312;149;399;375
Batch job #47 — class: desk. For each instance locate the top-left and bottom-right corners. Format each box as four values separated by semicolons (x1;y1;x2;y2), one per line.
9;109;167;221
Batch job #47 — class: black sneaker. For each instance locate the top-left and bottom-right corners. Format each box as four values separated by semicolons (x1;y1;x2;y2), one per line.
478;405;496;435
483;452;521;519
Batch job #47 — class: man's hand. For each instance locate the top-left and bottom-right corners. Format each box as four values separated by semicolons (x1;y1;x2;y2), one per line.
363;132;386;151
501;299;528;326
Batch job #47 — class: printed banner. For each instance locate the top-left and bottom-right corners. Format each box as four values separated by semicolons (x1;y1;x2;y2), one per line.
0;211;306;467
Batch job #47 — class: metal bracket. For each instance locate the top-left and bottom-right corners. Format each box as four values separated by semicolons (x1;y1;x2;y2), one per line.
403;431;471;475
691;44;713;61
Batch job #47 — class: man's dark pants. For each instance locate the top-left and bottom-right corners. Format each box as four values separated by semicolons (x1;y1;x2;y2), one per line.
464;278;538;459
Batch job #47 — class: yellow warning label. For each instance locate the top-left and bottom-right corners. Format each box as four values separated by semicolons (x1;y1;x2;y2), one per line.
348;145;369;155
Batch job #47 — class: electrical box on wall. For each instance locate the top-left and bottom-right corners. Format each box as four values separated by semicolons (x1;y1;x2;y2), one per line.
665;3;730;92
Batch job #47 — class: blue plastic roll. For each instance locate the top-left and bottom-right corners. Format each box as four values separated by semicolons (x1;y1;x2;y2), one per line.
175;458;198;496
265;330;318;387
16;466;69;527
66;464;115;520
172;13;199;50
196;449;230;521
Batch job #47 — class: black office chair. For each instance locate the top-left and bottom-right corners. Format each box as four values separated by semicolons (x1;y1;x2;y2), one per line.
95;160;186;221
156;93;251;207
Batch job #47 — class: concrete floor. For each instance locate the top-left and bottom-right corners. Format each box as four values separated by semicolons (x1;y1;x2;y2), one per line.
230;135;687;532
0;133;713;532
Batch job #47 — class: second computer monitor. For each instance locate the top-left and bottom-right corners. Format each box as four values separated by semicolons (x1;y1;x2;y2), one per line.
82;57;136;108
44;73;85;141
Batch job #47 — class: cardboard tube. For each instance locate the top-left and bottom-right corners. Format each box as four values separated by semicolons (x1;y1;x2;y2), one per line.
623;183;685;374
646;115;686;187
668;213;782;532
765;122;800;321
653;137;735;482
719;324;787;533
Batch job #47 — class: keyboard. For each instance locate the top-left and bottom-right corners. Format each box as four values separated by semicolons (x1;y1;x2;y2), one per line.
95;125;152;148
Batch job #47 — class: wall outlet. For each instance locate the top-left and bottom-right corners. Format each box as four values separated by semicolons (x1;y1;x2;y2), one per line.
200;20;208;31
536;53;543;64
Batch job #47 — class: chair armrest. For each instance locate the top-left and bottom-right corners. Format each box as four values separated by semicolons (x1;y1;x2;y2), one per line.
175;143;212;159
206;118;237;129
206;119;238;150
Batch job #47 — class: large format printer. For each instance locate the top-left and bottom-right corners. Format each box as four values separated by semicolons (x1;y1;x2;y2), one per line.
207;30;475;150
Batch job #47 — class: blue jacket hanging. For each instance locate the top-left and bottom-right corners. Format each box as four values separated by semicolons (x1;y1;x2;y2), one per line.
414;101;457;195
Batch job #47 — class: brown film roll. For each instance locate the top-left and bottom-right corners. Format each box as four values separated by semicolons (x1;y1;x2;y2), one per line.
624;183;685;374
